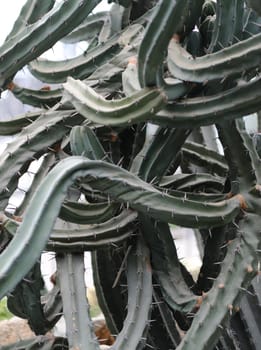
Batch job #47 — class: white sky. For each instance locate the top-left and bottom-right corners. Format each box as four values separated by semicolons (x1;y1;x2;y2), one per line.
0;1;27;44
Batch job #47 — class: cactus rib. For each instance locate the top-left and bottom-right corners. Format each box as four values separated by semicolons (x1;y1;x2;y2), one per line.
28;37;120;84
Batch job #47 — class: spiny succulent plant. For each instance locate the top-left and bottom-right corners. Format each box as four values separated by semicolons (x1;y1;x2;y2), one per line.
0;1;260;349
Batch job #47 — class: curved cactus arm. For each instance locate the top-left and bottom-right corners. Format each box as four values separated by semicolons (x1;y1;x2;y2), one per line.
140;215;199;313
76;159;241;227
0;0;102;88
111;239;152;350
176;214;260;350
29;22;142;84
50;210;137;243
28;36;120;84
168;0;243;82
0;110;84;210
160;173;225;193
138;0;204;87
56;253;100;350
0;156;242;299
9;83;62;108
155;187;227;203
63;77;167;127
0;110;44;136
59;200;118;225
182;141;228;177
131;126;191;183
167;28;261;83
61;11;112;44
48;230;133;252
4;0;55;42
156;76;261;128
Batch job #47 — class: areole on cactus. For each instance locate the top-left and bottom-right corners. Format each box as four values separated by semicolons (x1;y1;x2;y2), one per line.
0;1;260;350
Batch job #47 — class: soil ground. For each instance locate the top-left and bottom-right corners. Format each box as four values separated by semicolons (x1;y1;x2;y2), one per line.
0;317;38;346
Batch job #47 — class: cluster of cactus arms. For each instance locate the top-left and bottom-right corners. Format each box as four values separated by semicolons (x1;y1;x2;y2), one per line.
0;0;261;349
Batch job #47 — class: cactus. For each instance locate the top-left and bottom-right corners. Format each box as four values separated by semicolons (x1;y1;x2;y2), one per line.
0;1;260;349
